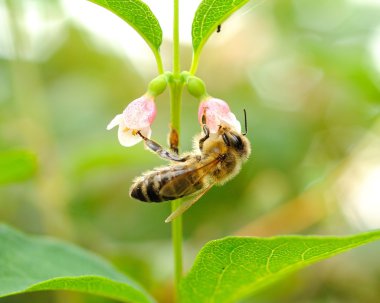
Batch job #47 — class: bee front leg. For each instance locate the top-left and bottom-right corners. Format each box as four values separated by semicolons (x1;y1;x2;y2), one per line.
137;132;189;162
199;123;210;151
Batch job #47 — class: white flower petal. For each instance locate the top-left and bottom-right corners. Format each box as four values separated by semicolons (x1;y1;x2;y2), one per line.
106;114;123;130
117;127;142;147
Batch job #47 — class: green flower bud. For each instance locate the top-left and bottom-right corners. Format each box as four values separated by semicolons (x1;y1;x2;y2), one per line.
147;74;168;97
187;76;208;99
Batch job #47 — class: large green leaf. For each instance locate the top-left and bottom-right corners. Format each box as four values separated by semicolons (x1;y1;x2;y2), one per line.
180;231;380;303
192;0;251;55
0;224;155;303
0;150;37;184
88;0;162;53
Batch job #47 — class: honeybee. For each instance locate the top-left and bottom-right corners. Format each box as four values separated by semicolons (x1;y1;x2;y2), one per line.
129;113;251;222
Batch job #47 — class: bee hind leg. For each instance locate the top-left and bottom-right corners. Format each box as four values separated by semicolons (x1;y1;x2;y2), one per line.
137;131;189;162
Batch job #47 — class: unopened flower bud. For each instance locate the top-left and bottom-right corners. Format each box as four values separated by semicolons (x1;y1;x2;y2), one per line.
147;75;168;97
187;76;207;99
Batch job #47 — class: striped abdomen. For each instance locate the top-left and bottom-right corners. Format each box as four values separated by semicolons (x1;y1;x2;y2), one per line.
129;171;170;202
130;165;189;202
129;165;203;203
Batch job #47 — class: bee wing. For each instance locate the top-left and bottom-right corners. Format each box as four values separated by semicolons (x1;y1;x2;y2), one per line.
159;157;221;198
164;182;216;223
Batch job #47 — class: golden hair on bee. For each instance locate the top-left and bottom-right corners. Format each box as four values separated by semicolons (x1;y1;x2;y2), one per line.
129;119;251;222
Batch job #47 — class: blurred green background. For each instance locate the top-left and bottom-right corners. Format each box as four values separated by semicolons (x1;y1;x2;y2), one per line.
1;0;380;302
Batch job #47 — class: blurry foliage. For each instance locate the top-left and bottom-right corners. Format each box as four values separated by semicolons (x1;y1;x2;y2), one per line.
0;0;380;302
0;150;36;184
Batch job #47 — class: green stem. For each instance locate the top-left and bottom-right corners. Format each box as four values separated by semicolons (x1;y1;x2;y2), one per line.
153;49;164;74
189;50;200;75
170;0;183;302
171;198;183;301
173;0;180;75
170;78;184;303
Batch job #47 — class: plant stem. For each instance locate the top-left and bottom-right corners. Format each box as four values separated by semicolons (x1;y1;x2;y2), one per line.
189;50;200;75
170;0;183;302
173;0;180;75
170;69;184;303
153;49;164;74
171;197;183;301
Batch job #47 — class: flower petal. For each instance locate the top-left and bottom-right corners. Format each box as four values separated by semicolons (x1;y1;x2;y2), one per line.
117;127;143;147
198;97;242;133
106;114;123;130
123;96;156;130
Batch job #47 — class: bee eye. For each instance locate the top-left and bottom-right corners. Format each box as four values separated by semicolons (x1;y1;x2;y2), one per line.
230;133;243;150
222;133;230;146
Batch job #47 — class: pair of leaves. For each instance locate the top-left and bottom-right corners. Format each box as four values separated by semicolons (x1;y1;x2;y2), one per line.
1;224;380;303
0;150;37;184
88;0;251;72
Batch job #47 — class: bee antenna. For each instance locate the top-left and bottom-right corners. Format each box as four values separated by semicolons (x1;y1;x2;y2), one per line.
242;109;248;136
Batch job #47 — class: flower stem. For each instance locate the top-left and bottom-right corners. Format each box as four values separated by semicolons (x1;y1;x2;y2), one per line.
173;0;180;75
189;50;200;75
171;197;183;301
169;80;184;303
153;49;164;74
170;0;183;302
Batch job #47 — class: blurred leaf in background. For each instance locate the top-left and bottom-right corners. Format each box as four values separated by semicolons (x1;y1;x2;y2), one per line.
0;150;36;184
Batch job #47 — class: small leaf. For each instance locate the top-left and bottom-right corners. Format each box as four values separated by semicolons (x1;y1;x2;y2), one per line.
88;0;162;52
180;231;380;303
0;224;155;303
0;150;37;184
192;0;250;55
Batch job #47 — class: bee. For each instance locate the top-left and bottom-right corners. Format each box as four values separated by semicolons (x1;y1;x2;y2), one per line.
129;111;251;222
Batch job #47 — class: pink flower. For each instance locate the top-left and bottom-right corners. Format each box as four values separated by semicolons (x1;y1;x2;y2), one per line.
107;95;157;147
198;97;241;133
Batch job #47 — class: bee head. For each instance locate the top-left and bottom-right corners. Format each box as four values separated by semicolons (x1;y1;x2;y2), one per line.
217;109;249;153
221;131;243;150
219;126;251;159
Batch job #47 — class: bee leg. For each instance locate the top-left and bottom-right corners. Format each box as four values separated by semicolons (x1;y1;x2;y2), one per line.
137;131;189;162
199;124;210;151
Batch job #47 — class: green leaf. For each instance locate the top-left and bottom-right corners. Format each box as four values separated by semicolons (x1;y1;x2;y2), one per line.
88;0;163;55
0;224;155;303
180;231;380;303
0;150;37;184
192;0;250;55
